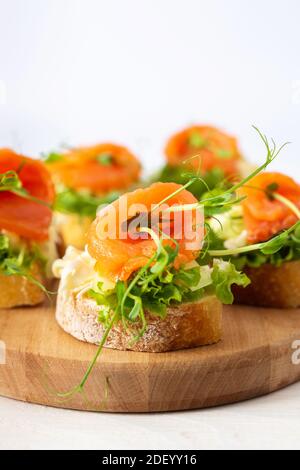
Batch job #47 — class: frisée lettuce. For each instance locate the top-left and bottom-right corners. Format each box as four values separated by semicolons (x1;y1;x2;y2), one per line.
88;257;249;330
0;233;48;291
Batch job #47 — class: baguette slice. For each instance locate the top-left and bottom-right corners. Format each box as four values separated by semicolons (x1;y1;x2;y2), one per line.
233;260;300;308
56;291;222;352
0;264;45;309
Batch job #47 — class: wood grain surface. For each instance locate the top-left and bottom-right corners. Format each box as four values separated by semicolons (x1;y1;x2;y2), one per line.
0;303;299;412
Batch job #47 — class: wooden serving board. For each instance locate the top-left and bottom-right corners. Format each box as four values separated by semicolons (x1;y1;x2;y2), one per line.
0;303;300;413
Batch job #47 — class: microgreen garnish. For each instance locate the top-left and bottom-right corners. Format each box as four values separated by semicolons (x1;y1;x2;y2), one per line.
54;189;120;217
216;149;232;159
150;177;198;214
96;153;114;166
0;170;30;198
56;308;120;399
0;170;24;192
0;169;51;207
188;132;207;149
41;152;64;164
266;182;279;196
201;126;289;204
270;192;300;219
161;126;289;220
152;164;226;199
208;221;300;257
188;134;233;158
208;172;300;260
0;167;52;294
0;234;51;295
231;224;300;270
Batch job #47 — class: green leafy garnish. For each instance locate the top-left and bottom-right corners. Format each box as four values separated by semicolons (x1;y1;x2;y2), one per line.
0;170;24;193
0;234;9;251
0;169;50;207
0;234;48;293
159;126;288;223
54;189;120;218
96;153;114;166
216;149;232;159
42;152;64;164
210;260;250;304
152;164;227;199
266;182;279;195
188;132;207;148
231;223;300;269
199;126;288;210
0;167;51;293
206;174;300;267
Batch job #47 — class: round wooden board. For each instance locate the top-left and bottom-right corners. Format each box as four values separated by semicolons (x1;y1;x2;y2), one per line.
0;303;300;413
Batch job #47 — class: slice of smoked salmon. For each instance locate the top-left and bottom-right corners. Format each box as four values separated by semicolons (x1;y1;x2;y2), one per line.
88;182;203;282
47;143;141;194
238;172;300;243
165;125;241;177
0;149;55;241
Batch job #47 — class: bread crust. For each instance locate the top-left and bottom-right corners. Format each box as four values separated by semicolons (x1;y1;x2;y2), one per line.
0;264;45;309
233;260;300;308
56;291;222;352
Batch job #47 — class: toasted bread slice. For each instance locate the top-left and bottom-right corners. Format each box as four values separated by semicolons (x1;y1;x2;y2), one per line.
56;291;222;352
0;264;45;309
233;260;300;308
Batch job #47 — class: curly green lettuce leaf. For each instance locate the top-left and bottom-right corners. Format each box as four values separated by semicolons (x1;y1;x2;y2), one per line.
0;233;48;292
88;256;248;332
211;260;250;304
54;188;120;218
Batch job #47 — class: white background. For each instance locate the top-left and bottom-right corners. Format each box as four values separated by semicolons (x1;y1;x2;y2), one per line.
0;0;300;450
0;0;300;175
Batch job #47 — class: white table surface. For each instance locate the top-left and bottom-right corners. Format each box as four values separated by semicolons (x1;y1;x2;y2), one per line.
0;382;300;450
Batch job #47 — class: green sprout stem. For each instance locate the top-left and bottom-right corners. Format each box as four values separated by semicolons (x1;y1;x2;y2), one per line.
150;178;198;214
200;126;289;206
56;309;119;398
161;126;289;216
208;242;265;257
208;193;300;257
272;192;300;219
